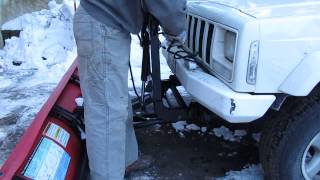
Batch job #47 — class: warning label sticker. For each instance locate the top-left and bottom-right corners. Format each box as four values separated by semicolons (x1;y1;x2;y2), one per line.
45;123;70;148
24;137;71;180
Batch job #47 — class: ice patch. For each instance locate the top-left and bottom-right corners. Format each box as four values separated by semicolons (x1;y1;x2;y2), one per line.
213;126;247;142
217;164;264;180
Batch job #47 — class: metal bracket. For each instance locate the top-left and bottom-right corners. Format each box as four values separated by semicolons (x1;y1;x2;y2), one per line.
271;94;289;111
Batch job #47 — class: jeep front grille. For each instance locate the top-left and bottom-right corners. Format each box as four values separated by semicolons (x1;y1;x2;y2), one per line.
186;15;214;65
186;14;237;82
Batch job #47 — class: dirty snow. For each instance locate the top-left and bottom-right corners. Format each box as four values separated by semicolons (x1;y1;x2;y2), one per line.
213;126;247;142
171;122;248;143
217;164;264;180
172;121;203;132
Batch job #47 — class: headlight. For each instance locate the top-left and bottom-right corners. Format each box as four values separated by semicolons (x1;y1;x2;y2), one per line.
247;41;260;85
224;31;236;63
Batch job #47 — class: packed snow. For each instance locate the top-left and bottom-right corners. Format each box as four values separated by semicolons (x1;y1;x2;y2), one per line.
0;1;264;179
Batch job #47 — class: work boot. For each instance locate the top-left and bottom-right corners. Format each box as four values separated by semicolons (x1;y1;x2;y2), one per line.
125;155;155;176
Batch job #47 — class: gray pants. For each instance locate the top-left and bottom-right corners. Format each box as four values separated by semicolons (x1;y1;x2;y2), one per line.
73;5;138;180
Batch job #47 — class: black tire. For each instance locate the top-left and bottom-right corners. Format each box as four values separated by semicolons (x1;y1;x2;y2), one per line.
259;88;320;180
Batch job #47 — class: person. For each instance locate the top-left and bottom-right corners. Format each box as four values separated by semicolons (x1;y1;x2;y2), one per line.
73;0;186;179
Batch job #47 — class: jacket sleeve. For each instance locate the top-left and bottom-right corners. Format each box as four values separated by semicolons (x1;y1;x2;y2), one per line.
144;0;187;36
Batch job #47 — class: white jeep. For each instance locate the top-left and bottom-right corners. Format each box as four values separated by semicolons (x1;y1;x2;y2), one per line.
163;0;320;179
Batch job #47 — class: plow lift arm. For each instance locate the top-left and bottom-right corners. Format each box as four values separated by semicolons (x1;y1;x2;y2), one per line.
132;14;190;128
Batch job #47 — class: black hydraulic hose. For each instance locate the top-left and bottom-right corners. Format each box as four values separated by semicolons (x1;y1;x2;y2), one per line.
129;61;141;103
165;39;199;62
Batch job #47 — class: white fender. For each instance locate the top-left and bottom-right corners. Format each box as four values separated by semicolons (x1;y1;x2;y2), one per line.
280;51;320;96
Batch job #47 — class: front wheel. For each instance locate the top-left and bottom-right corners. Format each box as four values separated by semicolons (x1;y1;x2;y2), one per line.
259;88;320;180
302;132;320;179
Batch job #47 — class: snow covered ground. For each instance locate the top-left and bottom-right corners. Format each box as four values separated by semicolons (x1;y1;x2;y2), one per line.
0;1;263;179
0;0;76;166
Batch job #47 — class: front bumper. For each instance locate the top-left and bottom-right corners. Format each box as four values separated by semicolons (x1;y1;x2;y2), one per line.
163;48;275;123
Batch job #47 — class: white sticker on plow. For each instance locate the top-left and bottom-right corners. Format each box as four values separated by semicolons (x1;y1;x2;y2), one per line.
45;123;70;148
24;138;70;180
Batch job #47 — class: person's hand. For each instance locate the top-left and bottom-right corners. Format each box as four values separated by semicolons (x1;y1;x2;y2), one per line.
165;31;187;45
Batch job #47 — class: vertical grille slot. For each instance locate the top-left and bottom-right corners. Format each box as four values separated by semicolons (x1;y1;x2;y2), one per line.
192;18;198;52
198;20;205;59
187;15;192;48
206;24;214;64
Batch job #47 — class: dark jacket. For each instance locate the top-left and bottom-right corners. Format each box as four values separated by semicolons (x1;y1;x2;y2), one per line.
80;0;186;35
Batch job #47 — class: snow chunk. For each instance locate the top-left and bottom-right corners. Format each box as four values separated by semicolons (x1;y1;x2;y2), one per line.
172;121;187;132
75;97;84;107
234;130;247;137
213;126;247;142
201;127;207;133
252;133;262;143
186;124;200;131
178;132;186;138
131;175;155;180
217;164;264;180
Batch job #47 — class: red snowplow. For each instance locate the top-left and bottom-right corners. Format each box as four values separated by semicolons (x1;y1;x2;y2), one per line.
0;15;192;180
0;59;89;180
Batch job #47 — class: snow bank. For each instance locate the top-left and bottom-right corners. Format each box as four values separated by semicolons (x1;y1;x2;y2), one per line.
0;0;76;166
1;1;76;77
0;0;76;115
217;164;264;180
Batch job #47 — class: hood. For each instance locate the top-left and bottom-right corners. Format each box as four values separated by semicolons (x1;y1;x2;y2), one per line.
188;0;320;18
